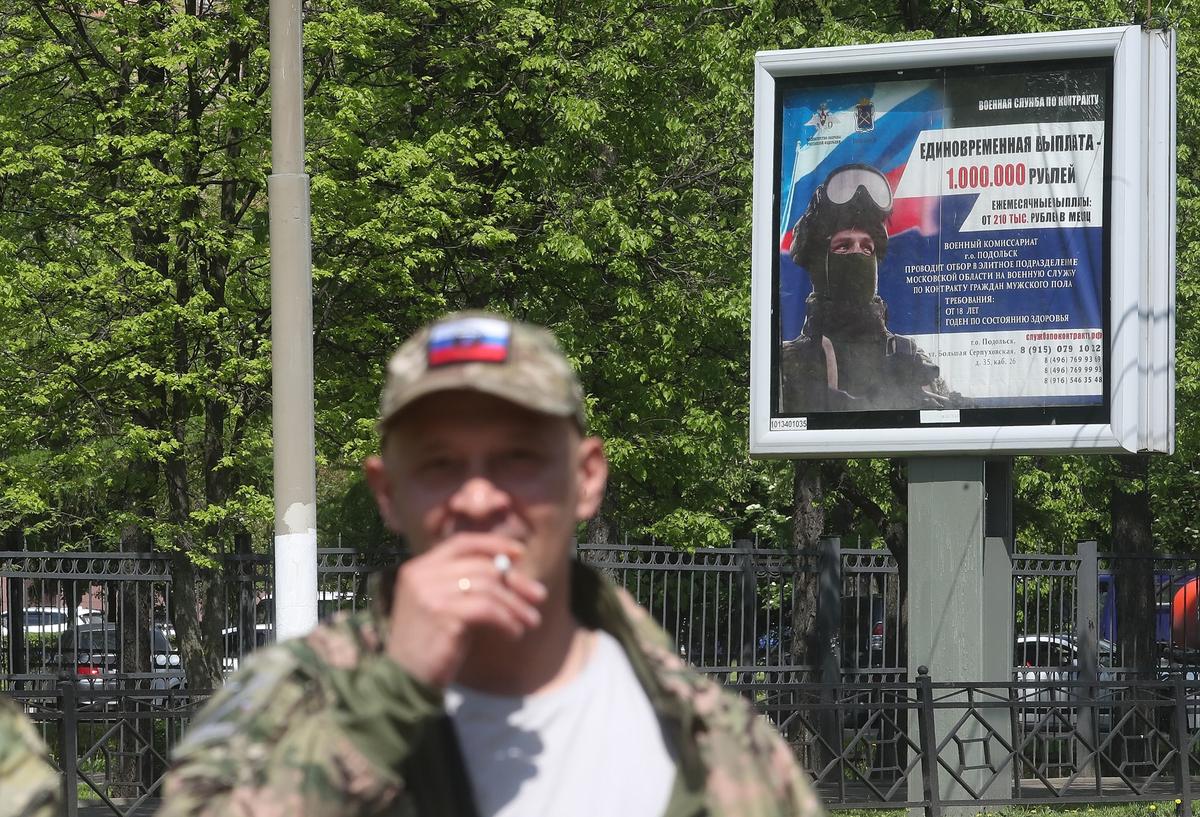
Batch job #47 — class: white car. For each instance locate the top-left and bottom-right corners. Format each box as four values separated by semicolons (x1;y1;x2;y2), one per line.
221;592;358;673
1;606;106;638
1015;633;1117;673
1;607;75;635
253;590;360;622
1014;634;1117;733
221;623;274;674
77;607;106;626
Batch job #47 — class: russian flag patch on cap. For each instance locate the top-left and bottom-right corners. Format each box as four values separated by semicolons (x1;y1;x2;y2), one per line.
427;316;512;366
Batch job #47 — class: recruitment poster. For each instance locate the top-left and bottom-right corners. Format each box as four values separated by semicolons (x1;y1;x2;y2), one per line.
774;60;1110;419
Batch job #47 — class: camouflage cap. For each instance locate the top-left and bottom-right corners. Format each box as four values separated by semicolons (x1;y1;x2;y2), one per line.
379;311;586;431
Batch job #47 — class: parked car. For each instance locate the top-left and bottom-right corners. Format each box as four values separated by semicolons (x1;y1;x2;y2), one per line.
2;606;107;640
29;606;78;634
45;623;184;706
76;607;106;626
253;590;360;623
221;623;273;674
1015;633;1116;671
1014;633;1118;733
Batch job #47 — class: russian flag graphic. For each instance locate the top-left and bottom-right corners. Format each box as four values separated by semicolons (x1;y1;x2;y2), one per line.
778;80;944;256
777;80;950;341
427;317;512;366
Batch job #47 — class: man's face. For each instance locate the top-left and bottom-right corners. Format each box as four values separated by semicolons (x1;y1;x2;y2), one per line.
829;227;875;256
364;391;607;587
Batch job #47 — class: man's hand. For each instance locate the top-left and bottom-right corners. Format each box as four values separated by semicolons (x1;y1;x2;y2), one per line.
385;536;547;688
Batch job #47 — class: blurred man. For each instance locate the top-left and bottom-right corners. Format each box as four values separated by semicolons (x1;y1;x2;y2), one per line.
780;163;957;412
0;694;60;817
160;311;821;816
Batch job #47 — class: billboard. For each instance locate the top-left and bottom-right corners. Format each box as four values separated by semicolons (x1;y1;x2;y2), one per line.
750;27;1175;457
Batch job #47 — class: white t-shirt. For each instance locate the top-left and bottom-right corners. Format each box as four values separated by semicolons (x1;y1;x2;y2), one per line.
444;630;677;817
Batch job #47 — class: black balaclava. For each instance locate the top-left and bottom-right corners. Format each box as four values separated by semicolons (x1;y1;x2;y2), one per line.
811;251;878;306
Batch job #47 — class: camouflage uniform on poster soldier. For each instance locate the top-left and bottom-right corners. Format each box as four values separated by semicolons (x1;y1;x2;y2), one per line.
780;164;961;413
159;312;822;817
0;694;61;817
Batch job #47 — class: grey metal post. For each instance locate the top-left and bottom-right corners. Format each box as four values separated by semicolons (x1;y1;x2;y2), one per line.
1076;540;1100;785
1174;675;1194;817
983;461;1015;686
60;681;78;817
915;666;943;817
269;0;318;638
982;460;1015;795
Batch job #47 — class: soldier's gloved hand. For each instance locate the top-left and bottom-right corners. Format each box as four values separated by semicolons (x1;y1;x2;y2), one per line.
384;535;547;689
917;388;954;409
824;387;859;411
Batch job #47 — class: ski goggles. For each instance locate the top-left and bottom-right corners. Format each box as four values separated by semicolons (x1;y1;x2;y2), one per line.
823;165;893;211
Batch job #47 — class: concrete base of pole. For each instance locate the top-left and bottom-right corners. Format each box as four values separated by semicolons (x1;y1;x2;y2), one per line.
907;457;1013;816
274;529;319;640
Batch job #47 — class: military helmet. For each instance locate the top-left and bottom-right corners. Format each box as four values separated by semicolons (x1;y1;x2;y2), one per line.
790;164;893;268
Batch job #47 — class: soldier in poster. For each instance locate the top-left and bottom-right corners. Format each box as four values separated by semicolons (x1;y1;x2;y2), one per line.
779;163;960;413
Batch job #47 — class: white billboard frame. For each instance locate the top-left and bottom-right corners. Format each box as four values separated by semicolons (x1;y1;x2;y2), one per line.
750;26;1175;458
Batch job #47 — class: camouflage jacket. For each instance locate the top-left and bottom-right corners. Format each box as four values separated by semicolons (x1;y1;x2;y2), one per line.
159;563;822;817
0;694;61;817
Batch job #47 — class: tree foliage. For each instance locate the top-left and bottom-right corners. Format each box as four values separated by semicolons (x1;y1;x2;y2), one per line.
0;0;275;684
0;0;1196;658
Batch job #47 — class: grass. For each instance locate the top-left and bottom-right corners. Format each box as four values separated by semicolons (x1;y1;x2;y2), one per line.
831;803;1183;817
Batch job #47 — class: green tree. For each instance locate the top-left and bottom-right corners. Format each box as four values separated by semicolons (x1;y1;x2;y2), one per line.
301;0;806;550
0;0;276;686
0;0;1195;694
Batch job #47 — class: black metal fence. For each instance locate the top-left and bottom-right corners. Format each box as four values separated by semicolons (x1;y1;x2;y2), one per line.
5;540;1200;814
580;541;903;682
770;673;1200;815
12;674;1200;817
0;548;386;688
12;683;209;817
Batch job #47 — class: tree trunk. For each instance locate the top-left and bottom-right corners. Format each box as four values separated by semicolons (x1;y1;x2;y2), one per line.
1111;453;1155;677
169;555;226;691
164;441;224;690
581;491;624;592
789;459;825;671
788;459;825;768
834;460;908;779
899;0;922;30
1111;452;1155;769
4;530;28;687
832;460;908;670
584;490;616;546
883;461;909;674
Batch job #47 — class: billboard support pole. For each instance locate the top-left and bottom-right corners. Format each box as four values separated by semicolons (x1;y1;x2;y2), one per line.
268;0;318;640
907;456;1011;815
